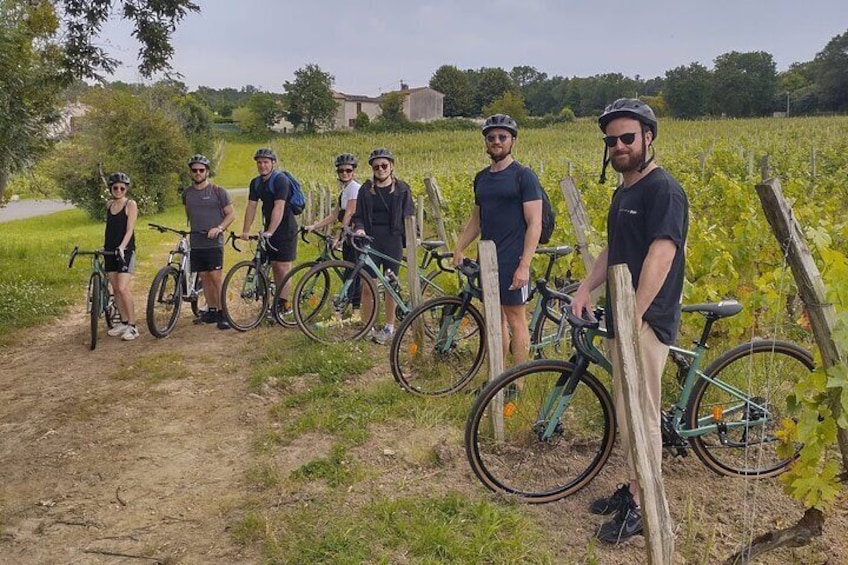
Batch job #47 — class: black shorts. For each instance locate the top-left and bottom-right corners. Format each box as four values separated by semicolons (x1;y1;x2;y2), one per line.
498;263;530;306
268;230;297;262
191;247;224;272
364;238;403;279
104;250;135;273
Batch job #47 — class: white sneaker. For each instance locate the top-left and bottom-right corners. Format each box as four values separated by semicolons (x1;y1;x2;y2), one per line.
121;326;140;341
373;327;394;345
107;323;128;337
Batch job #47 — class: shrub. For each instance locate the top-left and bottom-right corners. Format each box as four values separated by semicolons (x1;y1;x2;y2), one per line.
53;87;190;218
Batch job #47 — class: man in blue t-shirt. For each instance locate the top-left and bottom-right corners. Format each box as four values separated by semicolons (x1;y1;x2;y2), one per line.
240;148;299;309
453;114;543;368
571;99;688;545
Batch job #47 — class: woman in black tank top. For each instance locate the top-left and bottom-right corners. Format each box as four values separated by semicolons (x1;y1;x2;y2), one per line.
103;173;140;341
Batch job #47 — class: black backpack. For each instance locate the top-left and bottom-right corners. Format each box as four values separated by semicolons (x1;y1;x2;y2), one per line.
474;164;556;245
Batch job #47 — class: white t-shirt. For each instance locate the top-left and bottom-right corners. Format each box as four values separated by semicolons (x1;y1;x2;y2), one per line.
340;180;361;210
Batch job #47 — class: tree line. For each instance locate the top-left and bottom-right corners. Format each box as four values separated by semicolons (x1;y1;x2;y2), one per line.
430;29;848;120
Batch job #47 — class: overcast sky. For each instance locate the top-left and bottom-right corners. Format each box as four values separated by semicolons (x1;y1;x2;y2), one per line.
99;0;846;96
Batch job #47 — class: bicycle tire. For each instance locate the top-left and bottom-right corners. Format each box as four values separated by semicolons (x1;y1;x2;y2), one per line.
146;266;183;338
88;273;102;351
390;296;486;396
272;261;317;328
190;275;205;317
531;280;580;359
687;339;813;478
293;260;377;343
465;359;615;503
222;260;270;331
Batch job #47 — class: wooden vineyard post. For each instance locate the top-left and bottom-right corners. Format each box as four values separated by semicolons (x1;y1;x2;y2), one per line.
404;216;424;345
318;182;327;221
479;241;505;439
559;177;596;273
608;264;675;564
417;195;425;241
423;177;451;245
755;177;848;473
305;184;314;224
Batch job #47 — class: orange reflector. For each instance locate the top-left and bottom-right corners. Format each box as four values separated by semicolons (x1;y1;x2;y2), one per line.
504;402;516;418
309;296;318;307
712;406;724;422
408;343;419;356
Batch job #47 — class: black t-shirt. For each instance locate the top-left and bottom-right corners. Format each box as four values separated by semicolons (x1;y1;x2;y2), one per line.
249;171;297;236
474;160;543;268
604;167;688;345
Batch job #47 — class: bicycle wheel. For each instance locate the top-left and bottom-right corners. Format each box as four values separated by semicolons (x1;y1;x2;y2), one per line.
390;297;486;396
531;280;580;359
190;275;206;317
222;260;270;331
293;260;377;343
687;340;813;478
88;273;102;351
465;359;615;503
272;261;317;328
146;266;182;338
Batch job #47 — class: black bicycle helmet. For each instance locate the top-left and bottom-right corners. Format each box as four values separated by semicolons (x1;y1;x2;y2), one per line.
368;148;394;164
253;147;277;161
188;154;212;169
481;114;518;137
334;153;358;168
107;172;131;187
598;98;658;138
597;98;658;184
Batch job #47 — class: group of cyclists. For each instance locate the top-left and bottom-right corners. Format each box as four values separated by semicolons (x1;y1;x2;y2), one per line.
98;100;688;545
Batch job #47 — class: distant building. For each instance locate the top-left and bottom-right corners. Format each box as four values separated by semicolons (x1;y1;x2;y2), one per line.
332;83;444;130
47;102;88;139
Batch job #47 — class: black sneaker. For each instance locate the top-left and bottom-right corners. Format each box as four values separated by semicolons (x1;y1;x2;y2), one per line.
201;309;219;324
589;483;632;515
596;500;643;544
216;310;231;330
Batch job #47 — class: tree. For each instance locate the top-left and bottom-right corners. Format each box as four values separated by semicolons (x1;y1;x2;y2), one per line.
470;67;515;116
60;0;199;80
429;65;473;117
664;63;712;118
374;91;409;131
247;92;285;130
353;111;371;130
711;51;778;117
283;64;338;132
53;87;190;218
0;0;65;201
509;65;547;90
811;29;848;111
482;92;528;123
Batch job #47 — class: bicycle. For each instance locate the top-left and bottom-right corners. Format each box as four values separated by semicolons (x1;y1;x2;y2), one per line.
291;230;454;344
465;284;814;503
221;232;276;331
145;223;207;338
270;227;342;328
68;247;122;350
389;245;578;397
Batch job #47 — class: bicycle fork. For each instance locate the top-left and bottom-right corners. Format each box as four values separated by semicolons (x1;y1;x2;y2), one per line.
532;358;590;442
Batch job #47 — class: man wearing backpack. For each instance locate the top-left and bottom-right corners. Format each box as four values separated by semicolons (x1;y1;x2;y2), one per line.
240;148;299;312
453;114;544;367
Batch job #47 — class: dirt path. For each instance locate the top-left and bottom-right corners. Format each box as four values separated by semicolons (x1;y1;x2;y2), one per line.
2;308;848;564
0;311;263;564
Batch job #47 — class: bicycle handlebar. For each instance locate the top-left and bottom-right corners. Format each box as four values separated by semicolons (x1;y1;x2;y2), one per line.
227;231;278;253
68;246;116;269
343;227;374;253
148;223;206;237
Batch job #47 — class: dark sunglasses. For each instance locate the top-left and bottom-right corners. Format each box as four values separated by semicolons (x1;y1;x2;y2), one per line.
603;132;638;147
372;163;390;171
111;185;126;192
337;167;354;174
485;133;511;143
190;167;207;173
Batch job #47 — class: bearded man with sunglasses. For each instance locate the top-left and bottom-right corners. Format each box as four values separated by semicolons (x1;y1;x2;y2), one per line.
570;99;688;545
453;114;543;368
183;154;235;330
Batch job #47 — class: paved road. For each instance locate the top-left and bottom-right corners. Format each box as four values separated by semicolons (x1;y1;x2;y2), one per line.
0;199;76;223
0;188;249;224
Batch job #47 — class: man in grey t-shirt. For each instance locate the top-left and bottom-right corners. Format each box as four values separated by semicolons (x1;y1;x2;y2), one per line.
183;154;235;330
